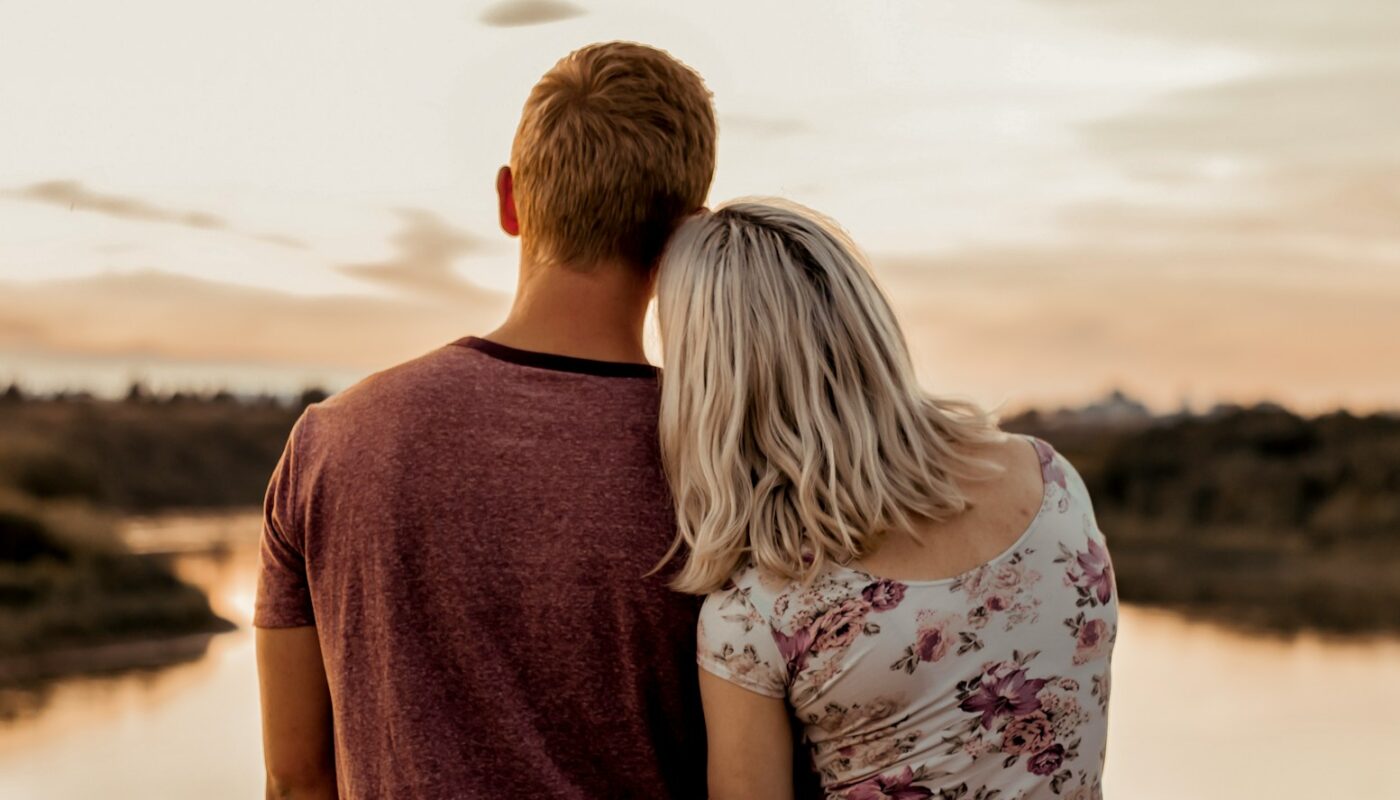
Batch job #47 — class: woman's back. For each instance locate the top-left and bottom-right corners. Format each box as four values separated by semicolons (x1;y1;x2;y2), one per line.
698;436;1116;799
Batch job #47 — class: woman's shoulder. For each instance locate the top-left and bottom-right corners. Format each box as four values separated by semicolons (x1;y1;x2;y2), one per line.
1018;433;1097;519
970;431;1093;504
706;558;898;636
957;432;1101;547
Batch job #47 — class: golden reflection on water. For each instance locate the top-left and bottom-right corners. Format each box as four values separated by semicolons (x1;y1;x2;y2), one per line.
0;516;1397;799
1104;607;1400;799
0;516;265;799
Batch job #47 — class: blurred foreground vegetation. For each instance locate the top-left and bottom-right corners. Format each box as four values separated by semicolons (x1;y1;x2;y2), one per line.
0;385;314;673
0;495;233;671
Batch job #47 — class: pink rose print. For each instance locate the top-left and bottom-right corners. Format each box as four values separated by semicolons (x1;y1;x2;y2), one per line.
890;611;964;673
992;562;1027;591
959;565;995;600
1073;618;1111;665
916;630;946;663
813;598;873;654
1027;743;1065;775
1000;711;1055;755
843;767;933;800
861;580;907;611
915;611;956;663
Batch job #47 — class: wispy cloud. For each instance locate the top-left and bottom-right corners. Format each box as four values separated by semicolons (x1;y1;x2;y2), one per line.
10;180;227;230
338;209;485;298
251;232;308;249
4;180;306;249
721;114;809;138
478;0;585;27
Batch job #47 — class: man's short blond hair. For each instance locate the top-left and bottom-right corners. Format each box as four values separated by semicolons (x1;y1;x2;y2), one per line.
511;42;717;271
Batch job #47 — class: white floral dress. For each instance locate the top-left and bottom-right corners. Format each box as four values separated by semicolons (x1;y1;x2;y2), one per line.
698;436;1116;800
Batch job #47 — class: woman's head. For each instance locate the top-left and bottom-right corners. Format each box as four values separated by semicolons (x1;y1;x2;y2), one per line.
655;200;1000;594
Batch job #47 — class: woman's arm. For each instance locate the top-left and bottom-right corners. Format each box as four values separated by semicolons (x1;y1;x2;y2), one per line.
700;668;795;800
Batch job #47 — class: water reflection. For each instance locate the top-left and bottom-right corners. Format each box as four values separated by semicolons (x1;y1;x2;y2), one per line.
0;515;1397;799
0;515;264;799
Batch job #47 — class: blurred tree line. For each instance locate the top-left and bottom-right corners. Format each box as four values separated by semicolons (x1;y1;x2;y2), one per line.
2;384;1398;635
1008;406;1400;633
0;383;323;511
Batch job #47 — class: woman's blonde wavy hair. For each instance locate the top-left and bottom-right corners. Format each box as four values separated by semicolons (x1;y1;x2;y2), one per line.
655;199;1005;595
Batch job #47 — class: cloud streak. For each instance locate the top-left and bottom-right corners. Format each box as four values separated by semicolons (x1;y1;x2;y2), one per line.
478;0;585;27
5;180;306;249
11;180;226;230
721;114;809;138
338;209;485;298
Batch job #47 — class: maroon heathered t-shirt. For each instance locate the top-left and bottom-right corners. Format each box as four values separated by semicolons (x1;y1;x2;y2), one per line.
254;337;707;799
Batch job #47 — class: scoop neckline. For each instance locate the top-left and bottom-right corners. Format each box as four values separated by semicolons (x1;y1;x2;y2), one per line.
837;434;1053;588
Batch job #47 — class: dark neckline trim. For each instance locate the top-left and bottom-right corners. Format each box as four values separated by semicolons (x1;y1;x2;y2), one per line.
454;336;659;379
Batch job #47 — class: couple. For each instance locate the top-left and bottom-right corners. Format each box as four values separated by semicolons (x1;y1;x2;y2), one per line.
254;42;1116;800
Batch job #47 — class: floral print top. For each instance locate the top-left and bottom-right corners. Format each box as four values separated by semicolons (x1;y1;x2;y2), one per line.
697;436;1117;800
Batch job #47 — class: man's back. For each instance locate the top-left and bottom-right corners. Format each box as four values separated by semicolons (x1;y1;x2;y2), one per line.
255;337;706;798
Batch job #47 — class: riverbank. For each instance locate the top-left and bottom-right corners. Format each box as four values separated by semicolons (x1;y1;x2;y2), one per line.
0;632;216;691
0;498;234;685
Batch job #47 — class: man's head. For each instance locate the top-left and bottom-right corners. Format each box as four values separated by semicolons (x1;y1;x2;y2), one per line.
498;42;716;273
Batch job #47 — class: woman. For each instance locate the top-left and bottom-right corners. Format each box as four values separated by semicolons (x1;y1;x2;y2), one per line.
655;200;1117;799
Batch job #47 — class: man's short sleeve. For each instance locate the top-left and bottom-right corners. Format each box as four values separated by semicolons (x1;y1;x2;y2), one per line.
253;415;315;628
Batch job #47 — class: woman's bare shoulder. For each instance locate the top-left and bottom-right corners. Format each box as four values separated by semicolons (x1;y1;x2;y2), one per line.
957;432;1045;506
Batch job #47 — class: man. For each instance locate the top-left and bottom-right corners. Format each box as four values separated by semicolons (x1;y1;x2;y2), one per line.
255;42;716;799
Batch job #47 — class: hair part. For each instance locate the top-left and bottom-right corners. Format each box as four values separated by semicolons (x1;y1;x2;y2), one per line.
655;199;1005;595
511;41;716;272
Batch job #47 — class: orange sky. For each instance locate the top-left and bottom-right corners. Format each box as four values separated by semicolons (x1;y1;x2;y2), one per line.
0;0;1396;412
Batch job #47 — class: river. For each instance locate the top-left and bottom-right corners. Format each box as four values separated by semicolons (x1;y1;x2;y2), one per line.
1;513;1398;799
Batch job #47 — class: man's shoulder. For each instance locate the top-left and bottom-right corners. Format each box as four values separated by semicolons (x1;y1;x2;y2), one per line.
293;341;486;444
321;341;481;411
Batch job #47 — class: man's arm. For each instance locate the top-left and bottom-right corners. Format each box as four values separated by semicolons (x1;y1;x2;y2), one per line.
257;626;337;800
700;668;795;800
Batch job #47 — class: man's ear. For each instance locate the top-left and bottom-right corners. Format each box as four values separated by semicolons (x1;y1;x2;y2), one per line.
496;165;520;237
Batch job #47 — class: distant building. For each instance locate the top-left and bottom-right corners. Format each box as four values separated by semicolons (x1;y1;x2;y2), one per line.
1047;389;1155;429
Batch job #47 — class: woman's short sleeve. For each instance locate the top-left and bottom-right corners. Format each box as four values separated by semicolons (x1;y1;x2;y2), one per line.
697;575;788;698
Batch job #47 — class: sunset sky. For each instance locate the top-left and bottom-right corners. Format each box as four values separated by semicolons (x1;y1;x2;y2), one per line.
1;0;1396;412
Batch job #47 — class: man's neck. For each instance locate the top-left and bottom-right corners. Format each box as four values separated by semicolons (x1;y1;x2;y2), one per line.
485;257;653;365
